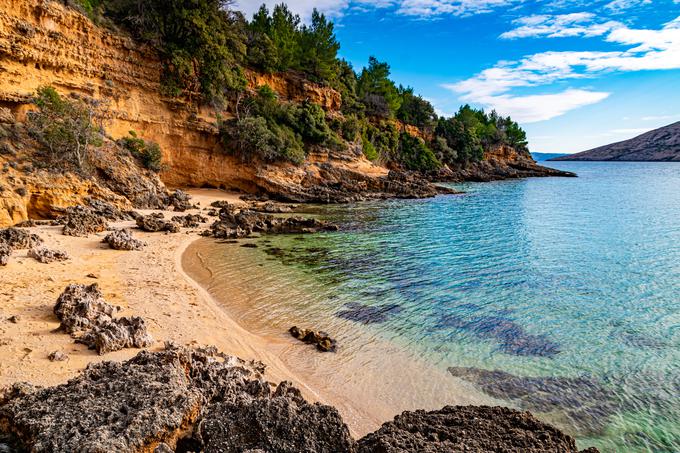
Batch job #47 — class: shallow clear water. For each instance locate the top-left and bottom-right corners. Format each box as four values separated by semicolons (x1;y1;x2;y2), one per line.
192;162;680;452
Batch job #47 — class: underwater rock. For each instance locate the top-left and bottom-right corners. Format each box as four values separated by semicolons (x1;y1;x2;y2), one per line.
289;326;337;352
136;213;180;233
28;247;69;264
103;229;146;251
54;284;153;355
337;302;402;325
439;314;560;357
357;405;597;453
448;367;617;434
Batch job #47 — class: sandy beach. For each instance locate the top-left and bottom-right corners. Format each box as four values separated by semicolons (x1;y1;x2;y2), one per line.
0;188;492;438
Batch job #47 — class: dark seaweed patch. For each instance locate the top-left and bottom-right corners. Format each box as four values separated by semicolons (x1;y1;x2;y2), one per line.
439;314;560;357
336;302;402;324
448;367;617;434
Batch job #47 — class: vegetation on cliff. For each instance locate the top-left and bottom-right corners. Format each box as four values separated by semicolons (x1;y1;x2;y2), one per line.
68;0;529;173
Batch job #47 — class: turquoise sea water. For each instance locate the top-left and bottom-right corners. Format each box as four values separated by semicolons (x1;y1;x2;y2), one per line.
198;162;680;452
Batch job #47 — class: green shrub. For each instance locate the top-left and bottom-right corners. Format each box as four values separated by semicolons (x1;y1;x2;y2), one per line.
361;134;378;161
119;131;163;172
398;132;440;172
221;117;304;164
27;86;104;172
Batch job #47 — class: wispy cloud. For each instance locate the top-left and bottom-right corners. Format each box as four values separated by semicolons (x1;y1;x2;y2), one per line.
500;13;622;39
447;15;680;122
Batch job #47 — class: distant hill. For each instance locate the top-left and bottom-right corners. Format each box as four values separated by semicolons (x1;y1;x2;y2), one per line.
551;122;680;161
531;152;567;161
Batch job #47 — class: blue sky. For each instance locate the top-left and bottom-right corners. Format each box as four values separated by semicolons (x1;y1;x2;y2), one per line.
236;0;680;154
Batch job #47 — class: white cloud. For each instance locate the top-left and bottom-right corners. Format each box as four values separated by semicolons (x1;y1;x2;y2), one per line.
609;127;653;134
500;13;622;39
448;15;680;122
605;0;651;12
641;114;680;121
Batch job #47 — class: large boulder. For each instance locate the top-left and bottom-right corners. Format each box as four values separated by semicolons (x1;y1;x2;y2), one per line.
357;405;595;453
0;228;43;250
103;229;146;251
136;213;180;233
56;206;109;237
54;284;152;355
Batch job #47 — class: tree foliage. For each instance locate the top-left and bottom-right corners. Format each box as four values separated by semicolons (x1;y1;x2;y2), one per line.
357;57;402;119
119;131;163;172
27;86;104;172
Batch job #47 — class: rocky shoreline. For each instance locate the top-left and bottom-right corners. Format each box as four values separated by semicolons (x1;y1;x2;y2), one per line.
0;189;599;452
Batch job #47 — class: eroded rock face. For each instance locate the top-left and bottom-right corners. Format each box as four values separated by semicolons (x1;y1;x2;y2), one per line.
357;405;594;453
0;345;264;453
168;190;194;212
28;247;69;264
54;284;152;355
205;206;338;240
199;381;355;452
136;213;180;233
103;229;146;251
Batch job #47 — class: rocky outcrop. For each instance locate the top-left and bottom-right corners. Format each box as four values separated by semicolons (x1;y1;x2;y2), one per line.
136;213;180;233
0;344;353;453
54;283;153;355
204;205;338;240
171;213;208;228
0;227;42;250
435;144;576;182
103;229;146;251
0;244;10;265
358;405;596;453
57;205;109;237
27;246;69;263
0;345;600;453
289;326;337;353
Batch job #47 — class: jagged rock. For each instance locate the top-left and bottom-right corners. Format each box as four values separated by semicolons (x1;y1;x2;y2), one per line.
248;201;295;213
28;247;69;264
136;214;180;233
53;284;153;355
205;207;338;240
7;316;19;324
210;200;231;209
56;206;109;237
198;381;355;452
85;198;131;221
25;246;62;264
0;344;267;452
103;229;146;251
0;228;43;250
47;351;68;362
357;405;596;453
168;189;194;212
0;245;10;266
154;443;174;453
171;214;208;228
289;326;337;353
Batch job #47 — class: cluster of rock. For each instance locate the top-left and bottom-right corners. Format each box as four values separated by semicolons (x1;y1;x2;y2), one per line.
53;204;120;237
135;213;181;233
204;205;338;240
171;213;208;228
0;345;596;452
289;326;337;352
103;229;146;251
53;284;153;355
0;227;43;266
27;246;69;264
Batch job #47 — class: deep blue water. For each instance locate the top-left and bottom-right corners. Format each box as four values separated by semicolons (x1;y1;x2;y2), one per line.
203;162;680;451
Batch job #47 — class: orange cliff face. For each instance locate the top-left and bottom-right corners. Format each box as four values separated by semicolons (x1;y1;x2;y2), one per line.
0;0;357;194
